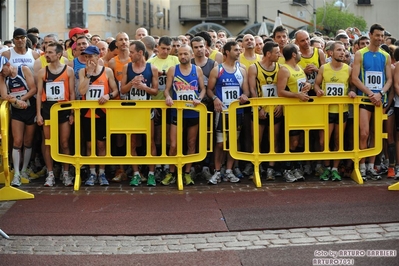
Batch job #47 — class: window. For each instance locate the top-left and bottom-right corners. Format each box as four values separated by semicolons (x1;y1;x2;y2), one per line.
143;2;147;26
106;0;111;17
149;3;154;28
126;0;130;23
167;9;170;30
293;0;307;4
69;0;84;28
135;0;139;25
117;0;121;19
208;0;221;17
200;0;228;17
357;0;371;4
163;8;166;29
156;6;161;29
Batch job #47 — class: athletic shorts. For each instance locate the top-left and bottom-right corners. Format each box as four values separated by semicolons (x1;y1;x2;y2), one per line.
214;112;243;143
82;116;107;141
41;102;71;124
328;112;349;124
11;105;36;125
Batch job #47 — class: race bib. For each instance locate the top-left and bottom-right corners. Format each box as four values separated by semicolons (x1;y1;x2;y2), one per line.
129;87;147;100
86;85;104;100
261;84;277;97
222;86;240;106
10;89;30;106
326;83;345;96
46;81;65;101
365;71;383;91
158;76;167;91
297;78;307;92
176;89;196;101
307;71;317;85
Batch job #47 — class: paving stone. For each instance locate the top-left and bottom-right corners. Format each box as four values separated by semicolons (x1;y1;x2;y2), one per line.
330;230;358;235
168;244;195;251
289;228;311;233
135;236;163;241
253;240;270;246
306;231;331;237
383;226;399;232
338;234;362;241
359;233;383;239
224;241;252;247
33;245;63;252
382;232;399;238
263;229;289;234
179;238;207;244
195;243;224;249
142;245;168;253
237;235;260;241
289;237;317;244
151;239;180;245
355;224;380;228
279;233;307;239
246;245;266;250
270;239;290;245
215;232;238;237
239;231;262;235
316;236;340;242
207;236;237;243
357;228;386;233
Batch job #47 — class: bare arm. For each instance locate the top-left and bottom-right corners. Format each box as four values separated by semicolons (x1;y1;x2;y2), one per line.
313;65;324;96
247;64;258;98
164;66;175;106
36;68;45;126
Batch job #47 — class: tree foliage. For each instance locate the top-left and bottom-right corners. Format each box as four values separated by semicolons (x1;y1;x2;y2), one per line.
312;3;367;35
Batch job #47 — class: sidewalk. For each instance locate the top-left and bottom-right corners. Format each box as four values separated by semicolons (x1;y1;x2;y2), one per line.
0;175;398;265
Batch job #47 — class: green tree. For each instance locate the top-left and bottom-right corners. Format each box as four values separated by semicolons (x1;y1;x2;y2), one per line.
313;3;367;35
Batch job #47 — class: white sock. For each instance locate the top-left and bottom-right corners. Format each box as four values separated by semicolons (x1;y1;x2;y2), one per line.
21;147;32;172
12;148;21;175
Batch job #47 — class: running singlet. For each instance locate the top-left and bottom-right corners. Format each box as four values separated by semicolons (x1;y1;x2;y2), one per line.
42;65;70;103
113;56;131;99
82;67;110;118
191;57;215;88
357;47;389;103
172;64;200;118
208;49;218;61
147;55;179;100
9;48;36;73
239;53;261;71
6;65;35;108
255;62;280;113
126;62;153;100
214;63;244;114
283;64;307;93
298;47;321;85
321;63;350;113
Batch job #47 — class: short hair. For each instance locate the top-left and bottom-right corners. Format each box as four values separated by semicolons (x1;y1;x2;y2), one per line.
47;42;64;55
194;31;212;47
330;41;343;52
222;41;237;56
217;30;227;35
185;33;194;40
190;36;205;46
108;40;117;51
141;36;156;50
263;42;278;56
207;29;217;34
130;40;146;54
282;44;298;61
4;40;12;45
263;37;274;44
335;33;349;41
394;40;399;46
272;26;288;38
158;36;172;46
27;34;38;46
44;34;59;43
386;37;397;44
91;34;101;40
369;24;384;34
76;35;89;43
393;47;399;61
27;27;39;34
358;35;370;42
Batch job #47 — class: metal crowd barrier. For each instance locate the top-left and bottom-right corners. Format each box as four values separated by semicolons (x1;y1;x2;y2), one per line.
226;96;392;189
47;100;212;191
0;101;34;201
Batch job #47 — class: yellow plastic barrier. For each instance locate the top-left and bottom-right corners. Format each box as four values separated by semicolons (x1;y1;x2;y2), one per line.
0;101;34;201
226;97;387;188
47;100;212;191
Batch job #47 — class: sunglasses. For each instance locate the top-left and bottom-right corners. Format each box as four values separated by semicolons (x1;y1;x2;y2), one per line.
14;36;26;40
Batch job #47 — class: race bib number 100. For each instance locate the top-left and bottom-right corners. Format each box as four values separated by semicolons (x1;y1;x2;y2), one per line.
365;71;383;91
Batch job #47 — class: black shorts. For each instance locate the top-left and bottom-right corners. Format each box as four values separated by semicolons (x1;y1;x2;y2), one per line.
11;105;36;125
41;102;71;124
395;108;399;131
289;130;302;136
256;113;284;126
154;108;171;126
82;116;107;141
171;117;199;128
215;112;243;132
328;112;349;124
359;104;375;113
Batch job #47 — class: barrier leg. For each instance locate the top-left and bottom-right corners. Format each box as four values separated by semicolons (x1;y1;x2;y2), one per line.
73;164;82;191
252;162;262;188
0;165;34;201
388;182;399;190
350;159;364;185
177;166;183;191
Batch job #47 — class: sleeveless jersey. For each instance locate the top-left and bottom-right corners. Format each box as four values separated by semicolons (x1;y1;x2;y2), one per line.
9;48;36;73
147;55;179;100
82;67;110;118
209;49;218;61
239;53;261;70
255;62;280;113
321;63;350;113
126;62;153;100
278;56;286;65
191;57;215;88
172;65;200;118
66;48;74;61
283;64;307;93
298;47;321;85
214;63;244;114
39;55;65;68
42;65;70;103
112;56;131;99
357;47;389;103
6;65;35;108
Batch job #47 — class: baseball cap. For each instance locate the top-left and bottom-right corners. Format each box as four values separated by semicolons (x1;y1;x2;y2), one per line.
69;27;89;39
0;56;9;72
13;28;27;38
81;46;100;55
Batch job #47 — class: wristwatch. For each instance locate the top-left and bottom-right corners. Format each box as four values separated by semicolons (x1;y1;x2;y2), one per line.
85;73;91;79
108;93;113;99
379;91;386;96
212;95;218;101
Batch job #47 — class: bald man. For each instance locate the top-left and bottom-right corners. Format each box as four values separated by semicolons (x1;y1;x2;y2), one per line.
135;28;148;40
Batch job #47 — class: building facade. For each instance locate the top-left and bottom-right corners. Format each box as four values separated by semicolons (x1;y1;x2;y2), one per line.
171;0;399;38
1;0;170;41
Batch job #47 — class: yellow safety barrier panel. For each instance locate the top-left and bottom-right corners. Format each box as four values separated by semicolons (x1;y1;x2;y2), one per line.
0;101;34;201
226;97;387;188
47;100;212;191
